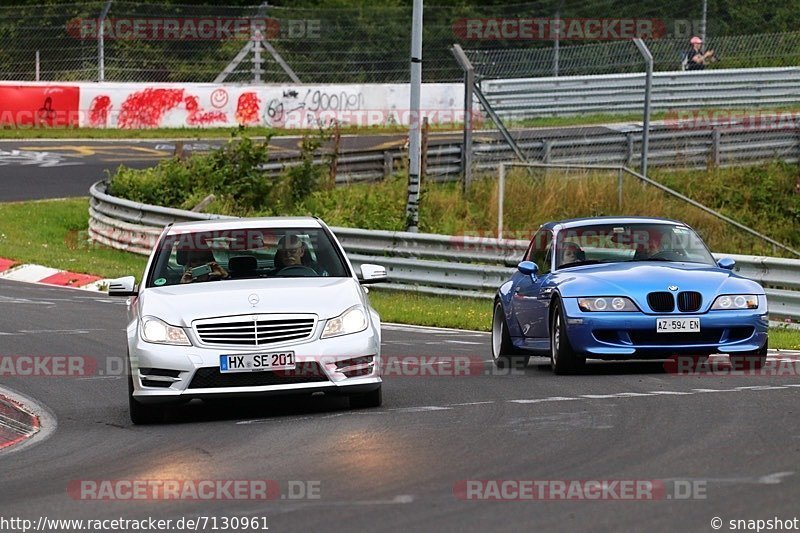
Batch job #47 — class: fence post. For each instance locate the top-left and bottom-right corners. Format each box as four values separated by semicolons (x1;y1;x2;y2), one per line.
451;44;475;192
252;26;263;84
542;140;552;163
553;6;561;77
633;39;653;178
404;0;424;233
329;121;341;188
383;151;394;178
421;117;430;179
617;167;623;210
35;50;40;82
625;133;635;167
711;128;721;168
497;163;506;239
98;0;112;82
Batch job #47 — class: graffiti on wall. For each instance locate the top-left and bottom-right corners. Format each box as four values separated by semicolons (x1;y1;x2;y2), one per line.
0;86;80;127
263;88;366;128
1;82;465;129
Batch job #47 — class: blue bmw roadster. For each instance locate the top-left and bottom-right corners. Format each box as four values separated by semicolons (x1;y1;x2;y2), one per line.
492;217;769;374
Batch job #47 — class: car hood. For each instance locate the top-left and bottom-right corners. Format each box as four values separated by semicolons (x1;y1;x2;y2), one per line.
553;262;763;302
138;277;365;327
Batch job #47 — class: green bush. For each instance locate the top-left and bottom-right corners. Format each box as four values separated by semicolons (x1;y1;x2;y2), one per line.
110;136;293;216
108;138;800;257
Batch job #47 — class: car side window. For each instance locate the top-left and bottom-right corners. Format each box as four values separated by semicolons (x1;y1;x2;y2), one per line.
525;229;553;274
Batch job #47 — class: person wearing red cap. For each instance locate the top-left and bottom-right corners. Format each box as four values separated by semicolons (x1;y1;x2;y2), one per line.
685;36;715;70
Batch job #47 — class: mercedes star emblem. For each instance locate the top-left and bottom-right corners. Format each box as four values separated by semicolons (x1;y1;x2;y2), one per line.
248;294;260;307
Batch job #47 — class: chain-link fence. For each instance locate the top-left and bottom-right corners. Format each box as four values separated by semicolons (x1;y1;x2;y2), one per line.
465;33;800;79
2;1;800;84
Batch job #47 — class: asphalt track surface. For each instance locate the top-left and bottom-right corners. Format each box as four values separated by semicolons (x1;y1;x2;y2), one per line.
0;124;618;201
2;279;800;532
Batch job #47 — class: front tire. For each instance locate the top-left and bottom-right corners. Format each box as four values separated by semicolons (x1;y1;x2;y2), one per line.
491;301;530;369
550;299;585;375
349;385;382;409
730;342;767;371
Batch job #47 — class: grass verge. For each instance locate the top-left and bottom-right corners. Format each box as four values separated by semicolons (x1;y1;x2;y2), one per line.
0;197;797;349
0;198;147;279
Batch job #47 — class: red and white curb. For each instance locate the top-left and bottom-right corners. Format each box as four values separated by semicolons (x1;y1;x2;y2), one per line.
0;393;39;452
0;258;112;292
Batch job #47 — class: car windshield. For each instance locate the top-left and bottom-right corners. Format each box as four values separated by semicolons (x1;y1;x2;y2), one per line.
146;227;349;287
555;223;716;269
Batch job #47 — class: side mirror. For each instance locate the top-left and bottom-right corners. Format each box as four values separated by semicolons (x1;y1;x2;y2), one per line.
717;257;736;270
517;261;539;276
359;264;388;284
108;276;138;297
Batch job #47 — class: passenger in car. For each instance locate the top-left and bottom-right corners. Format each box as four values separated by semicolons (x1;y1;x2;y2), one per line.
179;248;229;283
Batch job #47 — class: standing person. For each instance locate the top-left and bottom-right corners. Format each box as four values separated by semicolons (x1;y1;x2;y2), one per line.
685;36;715;71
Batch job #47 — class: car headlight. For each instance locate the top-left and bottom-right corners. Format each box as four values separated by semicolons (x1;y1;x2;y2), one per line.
577;297;638;312
322;306;368;338
140;316;192;345
711;294;759;310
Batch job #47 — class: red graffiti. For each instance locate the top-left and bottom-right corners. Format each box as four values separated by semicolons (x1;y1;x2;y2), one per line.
88;95;112;127
235;92;261;125
118;88;184;128
184;95;227;126
185;95;199;113
0;86;79;127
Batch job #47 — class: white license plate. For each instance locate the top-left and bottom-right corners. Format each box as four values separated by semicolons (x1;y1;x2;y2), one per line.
220;352;295;373
656;318;700;333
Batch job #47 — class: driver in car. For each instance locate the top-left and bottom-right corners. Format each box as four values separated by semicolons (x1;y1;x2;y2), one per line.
634;228;674;260
272;234;328;276
274;234;306;269
559;242;585;267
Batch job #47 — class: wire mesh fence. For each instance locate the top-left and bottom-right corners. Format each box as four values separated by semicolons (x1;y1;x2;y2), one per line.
464;33;800;80
2;1;800;84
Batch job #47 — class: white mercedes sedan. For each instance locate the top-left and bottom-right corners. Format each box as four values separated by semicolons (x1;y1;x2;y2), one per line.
109;217;387;424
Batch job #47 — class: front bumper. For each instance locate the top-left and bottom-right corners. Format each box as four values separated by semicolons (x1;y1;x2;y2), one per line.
561;298;769;359
128;327;381;404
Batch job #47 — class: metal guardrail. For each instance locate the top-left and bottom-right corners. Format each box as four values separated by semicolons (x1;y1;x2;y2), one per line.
258;125;799;184
88;180;800;322
480;67;800;119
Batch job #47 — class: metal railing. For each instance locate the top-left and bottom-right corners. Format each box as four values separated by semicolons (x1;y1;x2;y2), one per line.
480;67;800;119
260;123;799;185
88;180;800;322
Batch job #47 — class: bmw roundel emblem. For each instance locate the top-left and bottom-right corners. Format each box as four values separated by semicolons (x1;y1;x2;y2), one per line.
668;285;679;291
